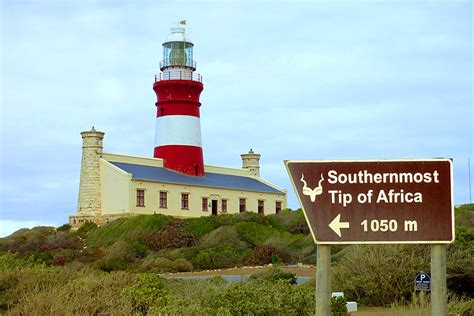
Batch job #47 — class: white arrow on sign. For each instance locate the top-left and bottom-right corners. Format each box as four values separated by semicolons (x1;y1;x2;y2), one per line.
329;214;350;237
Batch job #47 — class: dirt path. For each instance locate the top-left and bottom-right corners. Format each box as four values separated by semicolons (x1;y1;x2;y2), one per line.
161;265;316;278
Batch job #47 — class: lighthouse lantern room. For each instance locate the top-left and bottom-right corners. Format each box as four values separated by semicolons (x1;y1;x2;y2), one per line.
153;24;205;176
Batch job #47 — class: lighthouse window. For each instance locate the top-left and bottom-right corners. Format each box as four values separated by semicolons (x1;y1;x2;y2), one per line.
221;199;228;213
258;200;264;214
159;191;167;208
275;201;282;214
202;197;208;212
181;193;189;210
136;189;145;207
239;198;246;213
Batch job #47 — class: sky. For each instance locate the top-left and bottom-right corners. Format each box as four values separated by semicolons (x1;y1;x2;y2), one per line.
1;0;472;237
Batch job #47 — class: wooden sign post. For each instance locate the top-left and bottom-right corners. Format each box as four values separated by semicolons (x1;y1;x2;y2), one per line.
285;159;454;315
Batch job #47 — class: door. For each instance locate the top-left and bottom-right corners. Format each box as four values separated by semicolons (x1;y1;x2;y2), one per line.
212;200;218;216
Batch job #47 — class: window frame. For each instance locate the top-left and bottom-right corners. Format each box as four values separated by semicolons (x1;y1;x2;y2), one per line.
275;201;282;214
159;191;168;209
239;198;246;213
181;193;190;210
258;200;265;214
221;199;228;213
136;189;145;207
202;197;209;212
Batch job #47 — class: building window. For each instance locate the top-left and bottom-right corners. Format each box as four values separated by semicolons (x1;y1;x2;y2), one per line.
202;197;208;212
275;201;282;214
221;199;228;213
136;189;145;207
239;198;246;213
181;193;189;210
159;191;167;208
258;200;264;214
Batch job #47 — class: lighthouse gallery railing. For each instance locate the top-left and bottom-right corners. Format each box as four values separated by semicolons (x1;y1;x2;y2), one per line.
155;71;202;83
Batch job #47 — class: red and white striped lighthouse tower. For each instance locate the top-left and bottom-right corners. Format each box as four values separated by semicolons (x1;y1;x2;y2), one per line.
153;23;205;176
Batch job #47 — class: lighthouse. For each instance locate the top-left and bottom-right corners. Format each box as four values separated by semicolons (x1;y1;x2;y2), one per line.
153;23;205;176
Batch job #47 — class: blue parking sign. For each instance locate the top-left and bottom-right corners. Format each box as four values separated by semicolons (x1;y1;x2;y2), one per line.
415;272;431;291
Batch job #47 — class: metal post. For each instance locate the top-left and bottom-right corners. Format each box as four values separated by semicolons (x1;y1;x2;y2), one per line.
316;244;331;316
431;244;447;316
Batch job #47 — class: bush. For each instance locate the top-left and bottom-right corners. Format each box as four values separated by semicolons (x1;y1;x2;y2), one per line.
331;296;348;315
56;224;71;232
235;222;278;246
193;244;250;269
199;226;248;249
447;226;474;297
173;258;193;272
333;244;430;306
267;208;305;230
145;221;197;251
210;278;314;314
5;267;135;314
0;226;55;254
140;256;193;273
140;256;174;273
245;245;287;266
249;268;297;285
76;221;98;238
122;273;168;314
97;240;145;271
183;216;218;238
289;221;310;234
85;215;173;248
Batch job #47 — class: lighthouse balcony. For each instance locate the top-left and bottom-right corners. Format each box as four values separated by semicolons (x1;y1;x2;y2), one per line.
155;71;203;83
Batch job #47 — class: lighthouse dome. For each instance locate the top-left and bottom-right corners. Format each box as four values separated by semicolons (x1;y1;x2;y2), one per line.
165;27;193;44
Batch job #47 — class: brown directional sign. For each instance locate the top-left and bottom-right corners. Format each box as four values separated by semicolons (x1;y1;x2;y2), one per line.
285;159;454;244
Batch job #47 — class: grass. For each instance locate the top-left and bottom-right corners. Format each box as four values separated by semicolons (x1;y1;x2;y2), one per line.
86;214;174;248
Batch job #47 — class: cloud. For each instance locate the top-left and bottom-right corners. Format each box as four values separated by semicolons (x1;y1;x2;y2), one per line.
1;1;472;221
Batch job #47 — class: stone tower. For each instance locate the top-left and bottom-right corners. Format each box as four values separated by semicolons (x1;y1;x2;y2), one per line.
241;148;261;177
77;127;104;217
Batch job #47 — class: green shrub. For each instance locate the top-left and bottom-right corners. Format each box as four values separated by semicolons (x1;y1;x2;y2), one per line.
333;244;430;306
289;221;310;234
158;246;200;263
199;226;247;249
209;279;314;314
97;240;145;271
447;226;474;296
6;267;134;314
235;222;277;246
331;296;348;315
284;234;317;264
245;245;286;266
173;258;193;272
145;221;197;251
86;215;173;248
56;224;71;231
183;216;218;238
0;226;55;254
140;256;174;273
0;253;45;272
122;273;168;314
76;221;98;238
249;268;297;285
447;292;474;316
267;208;305;230
193;244;250;269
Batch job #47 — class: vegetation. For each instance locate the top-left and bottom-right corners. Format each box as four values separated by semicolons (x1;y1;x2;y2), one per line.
0;205;472;314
